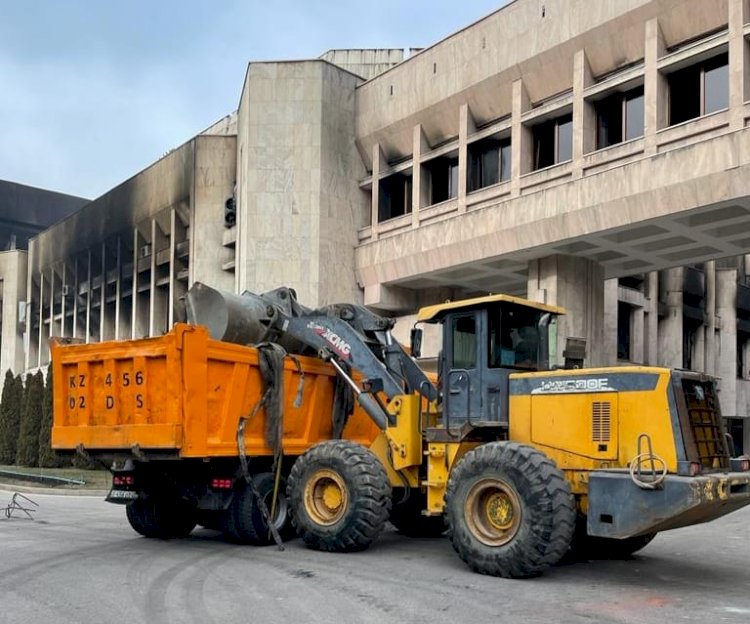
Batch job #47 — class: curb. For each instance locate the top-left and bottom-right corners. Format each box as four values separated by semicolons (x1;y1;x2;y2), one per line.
0;483;108;497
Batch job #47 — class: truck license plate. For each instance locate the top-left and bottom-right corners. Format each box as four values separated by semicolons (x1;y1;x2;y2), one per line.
108;489;137;500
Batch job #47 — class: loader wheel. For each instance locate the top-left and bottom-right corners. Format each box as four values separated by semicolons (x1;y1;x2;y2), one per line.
446;442;575;578
221;473;292;545
126;496;197;539
389;489;446;537
287;440;392;552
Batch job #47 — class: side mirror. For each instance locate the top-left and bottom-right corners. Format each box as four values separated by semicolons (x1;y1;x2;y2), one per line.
410;327;423;358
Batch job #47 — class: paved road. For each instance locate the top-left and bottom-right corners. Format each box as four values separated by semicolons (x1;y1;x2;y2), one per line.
1;489;749;624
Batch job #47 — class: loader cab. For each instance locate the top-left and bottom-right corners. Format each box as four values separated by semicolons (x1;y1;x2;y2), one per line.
416;294;564;429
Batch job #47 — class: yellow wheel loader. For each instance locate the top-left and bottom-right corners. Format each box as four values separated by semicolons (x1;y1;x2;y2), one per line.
52;284;750;578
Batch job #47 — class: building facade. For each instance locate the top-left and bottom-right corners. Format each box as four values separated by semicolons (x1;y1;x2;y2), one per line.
14;0;750;450
0;180;87;374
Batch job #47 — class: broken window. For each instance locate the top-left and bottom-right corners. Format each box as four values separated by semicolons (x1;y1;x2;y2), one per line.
532;113;573;170
668;52;728;126
424;156;459;205
595;86;645;149
468;137;511;191
378;172;412;222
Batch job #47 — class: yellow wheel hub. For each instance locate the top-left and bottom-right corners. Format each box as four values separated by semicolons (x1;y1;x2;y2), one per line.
304;469;348;526
464;478;522;547
485;492;515;531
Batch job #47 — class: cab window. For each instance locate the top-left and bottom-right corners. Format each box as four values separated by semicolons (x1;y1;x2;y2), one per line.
488;308;543;370
451;315;477;369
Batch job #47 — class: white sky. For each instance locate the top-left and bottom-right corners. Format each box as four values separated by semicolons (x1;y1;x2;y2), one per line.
0;0;508;199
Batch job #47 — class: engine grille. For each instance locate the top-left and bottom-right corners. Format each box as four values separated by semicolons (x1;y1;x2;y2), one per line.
592;401;611;442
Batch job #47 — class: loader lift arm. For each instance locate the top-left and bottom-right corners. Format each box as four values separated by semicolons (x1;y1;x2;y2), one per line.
185;282;438;430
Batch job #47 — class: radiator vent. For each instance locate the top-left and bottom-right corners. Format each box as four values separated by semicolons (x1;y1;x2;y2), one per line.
592;401;611;442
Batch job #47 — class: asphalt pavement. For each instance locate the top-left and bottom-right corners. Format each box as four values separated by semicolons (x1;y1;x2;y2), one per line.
1;488;749;624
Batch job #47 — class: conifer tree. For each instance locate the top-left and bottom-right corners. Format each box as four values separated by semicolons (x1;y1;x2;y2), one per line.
16;371;44;467
38;364;60;468
0;370;22;465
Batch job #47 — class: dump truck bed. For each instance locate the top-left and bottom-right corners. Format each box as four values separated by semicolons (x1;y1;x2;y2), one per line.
51;323;379;457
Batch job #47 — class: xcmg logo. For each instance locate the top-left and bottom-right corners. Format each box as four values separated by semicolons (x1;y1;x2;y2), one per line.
307;322;352;360
531;378;613;394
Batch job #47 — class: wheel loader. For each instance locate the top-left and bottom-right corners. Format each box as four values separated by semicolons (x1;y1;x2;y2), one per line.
51;283;750;578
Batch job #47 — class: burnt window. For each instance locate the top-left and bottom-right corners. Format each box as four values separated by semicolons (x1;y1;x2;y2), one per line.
668;52;728;126
468;137;511;191
425;156;459;205
596;86;645;149
378;172;412;222
532;113;573;170
617;301;633;361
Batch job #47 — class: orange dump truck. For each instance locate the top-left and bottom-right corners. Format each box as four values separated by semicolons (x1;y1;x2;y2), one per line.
51;323;379;542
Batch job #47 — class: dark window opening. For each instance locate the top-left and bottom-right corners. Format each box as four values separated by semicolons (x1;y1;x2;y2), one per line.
682;320;701;370
468;137;511;191
619;274;645;291
617;301;632;361
532;114;573;170
425;156;459;205
737;333;749;379
378;172;412;222
596;86;644;149
737;298;750;377
668;52;728;126
451;315;477;370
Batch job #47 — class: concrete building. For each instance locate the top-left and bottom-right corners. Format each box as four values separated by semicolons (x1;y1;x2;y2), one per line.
15;0;750;450
0;180;87;375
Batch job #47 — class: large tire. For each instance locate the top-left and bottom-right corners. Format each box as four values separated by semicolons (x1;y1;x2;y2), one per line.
287;440;392;552
390;489;446;537
221;472;293;545
445;442;575;578
126;496;197;539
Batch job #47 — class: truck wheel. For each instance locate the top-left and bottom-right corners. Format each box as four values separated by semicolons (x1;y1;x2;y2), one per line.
126;497;197;539
222;473;292;545
287;440;392;552
389;489;446;537
572;532;657;560
445;442;575;578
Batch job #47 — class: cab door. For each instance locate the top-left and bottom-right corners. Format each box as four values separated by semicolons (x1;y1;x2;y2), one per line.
444;312;481;427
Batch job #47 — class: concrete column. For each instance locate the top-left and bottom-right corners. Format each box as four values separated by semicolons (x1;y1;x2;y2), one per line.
457;104;476;213
631;307;645;364
645;272;659;365
85;250;92;344
412;124;430;227
114;238;121;340
704;261;717;375
60;263;67;337
644;19;667;155
716;268;738;418
657;268;683;368
527;255;605;366
37;272;44;365
511;79;532;196
573;50;595;177
370;143;387;240
603;278;619;365
100;242;106;341
729;0;750;129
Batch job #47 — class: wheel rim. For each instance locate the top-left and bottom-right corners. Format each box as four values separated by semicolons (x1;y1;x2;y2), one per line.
464;477;522;546
304;468;348;526
263;490;288;530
